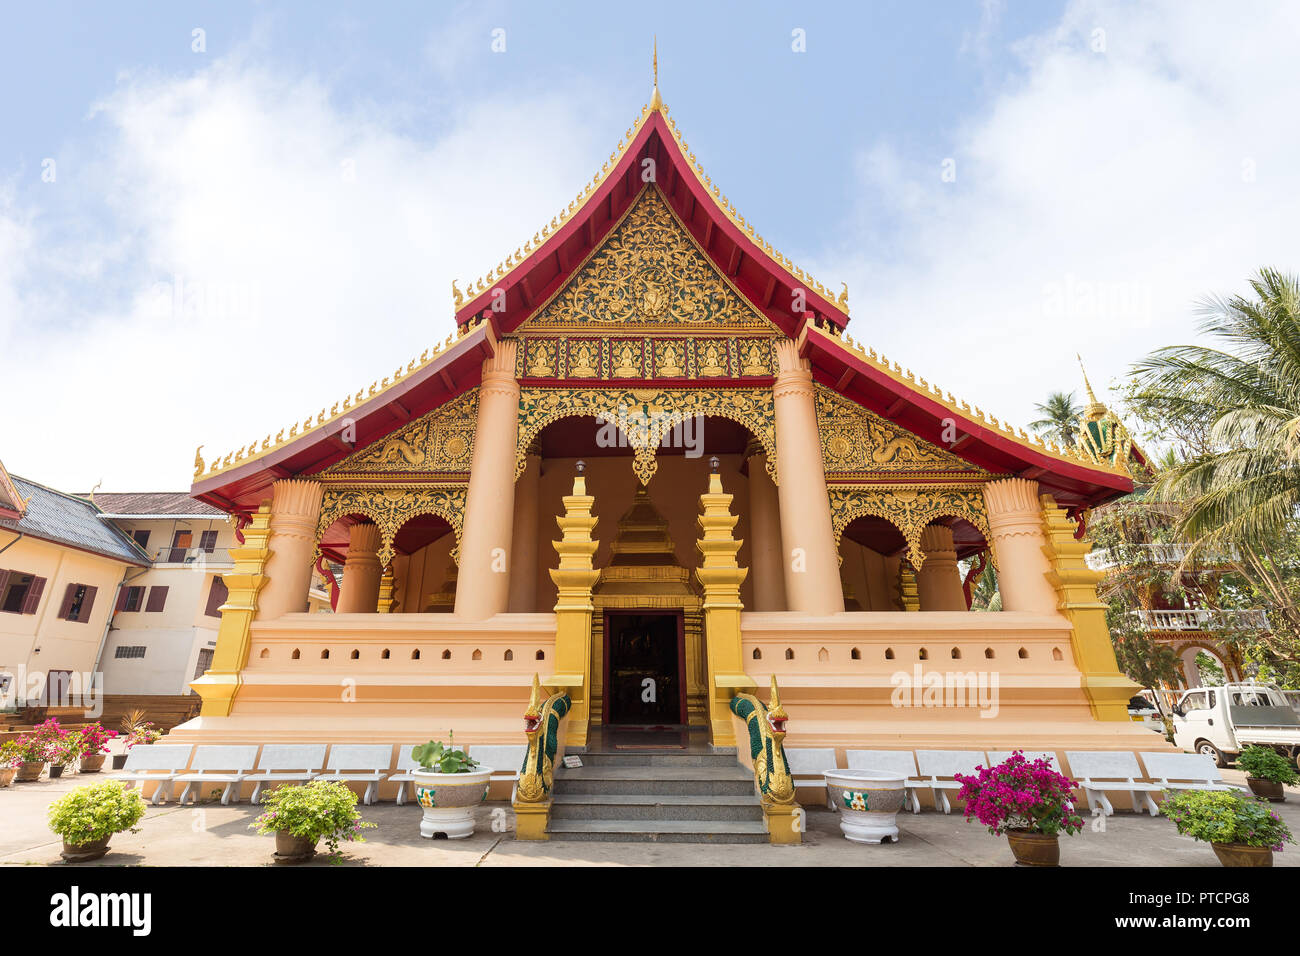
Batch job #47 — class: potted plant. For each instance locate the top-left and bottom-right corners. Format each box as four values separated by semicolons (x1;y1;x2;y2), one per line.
409;734;493;839
954;751;1084;866
75;723;116;774
1236;746;1296;802
11;728;52;782
48;729;83;778
118;711;161;768
47;780;146;862
823;768;909;844
1161;788;1293;866
0;740;21;788
250;779;375;864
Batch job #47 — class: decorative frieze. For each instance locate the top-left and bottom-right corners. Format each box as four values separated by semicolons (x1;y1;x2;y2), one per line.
829;484;992;570
315;486;468;567
325;390;478;478
514;333;777;381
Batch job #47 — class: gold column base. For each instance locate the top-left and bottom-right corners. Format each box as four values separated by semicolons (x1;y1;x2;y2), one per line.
764;803;802;845
513;801;552;840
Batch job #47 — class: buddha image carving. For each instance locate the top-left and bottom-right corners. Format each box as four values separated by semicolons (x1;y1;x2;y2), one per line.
571;342;597;376
613;343;641;378
700;342;727;376
742;342;769;376
658;343;683;377
528;341;556;376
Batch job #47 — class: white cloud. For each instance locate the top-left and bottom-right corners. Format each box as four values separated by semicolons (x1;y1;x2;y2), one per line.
0;53;610;490
821;0;1300;445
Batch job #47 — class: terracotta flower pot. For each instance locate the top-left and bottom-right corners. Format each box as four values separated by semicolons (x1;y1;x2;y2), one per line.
80;755;106;774
273;831;318;864
111;754;128;770
1006;829;1060;866
16;761;44;782
0;767;16;788
1212;842;1273;867
60;837;111;863
1246;777;1285;802
412;767;493;839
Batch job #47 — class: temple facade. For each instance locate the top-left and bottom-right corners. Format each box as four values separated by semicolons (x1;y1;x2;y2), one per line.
179;78;1156;779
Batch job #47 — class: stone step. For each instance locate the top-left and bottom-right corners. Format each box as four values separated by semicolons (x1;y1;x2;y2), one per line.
550;792;763;822
552;765;757;797
546;818;770;844
573;751;738;769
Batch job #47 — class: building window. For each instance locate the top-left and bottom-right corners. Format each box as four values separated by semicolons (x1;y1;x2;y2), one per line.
132;529;151;549
193;647;214;680
145;585;169;613
0;571;46;615
204;576;228;617
114;646;147;659
199;530;219;553
58;583;99;623
118;586;146;612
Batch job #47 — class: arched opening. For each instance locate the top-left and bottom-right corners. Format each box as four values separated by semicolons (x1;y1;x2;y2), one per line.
320;649;330;660
838;515;908;611
535;650;545;661
951;647;961;659
818;647;829;662
885;647;895;660
985;647;995;659
472;649;482;661
441;649;451;660
1018;647;1028;659
259;648;269;659
411;649;421;660
850;647;861;660
291;648;300;660
381;648;390;660
784;648;794;660
918;647;929;660
390;512;456;614
753;648;762;660
350;649;359;660
504;649;514;661
1052;647;1063;661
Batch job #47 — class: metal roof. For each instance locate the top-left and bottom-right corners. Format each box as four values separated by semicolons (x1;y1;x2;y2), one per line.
0;477;150;565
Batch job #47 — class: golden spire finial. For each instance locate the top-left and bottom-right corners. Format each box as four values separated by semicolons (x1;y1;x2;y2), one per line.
649;36;663;111
1077;353;1107;421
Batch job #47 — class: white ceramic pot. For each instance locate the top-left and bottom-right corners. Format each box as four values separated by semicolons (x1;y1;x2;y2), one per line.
824;769;908;844
411;767;493;839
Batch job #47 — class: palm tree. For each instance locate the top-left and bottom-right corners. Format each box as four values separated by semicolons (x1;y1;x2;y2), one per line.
1029;391;1083;447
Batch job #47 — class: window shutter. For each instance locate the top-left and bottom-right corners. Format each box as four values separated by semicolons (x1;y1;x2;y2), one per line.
145;585;169;612
115;586;129;612
80;586;98;621
21;576;46;614
57;584;77;620
0;570;11;601
204;576;229;617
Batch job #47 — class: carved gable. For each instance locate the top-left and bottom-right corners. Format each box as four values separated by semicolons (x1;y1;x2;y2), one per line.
521;186;776;332
816;387;990;480
325;389;478;477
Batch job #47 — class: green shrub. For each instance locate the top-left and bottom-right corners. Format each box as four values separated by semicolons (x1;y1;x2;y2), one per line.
1160;789;1293;850
250;780;375;860
47;781;146;846
1237;746;1298;785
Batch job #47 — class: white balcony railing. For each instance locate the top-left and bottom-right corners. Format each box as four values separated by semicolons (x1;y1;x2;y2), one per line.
152;546;231;568
1087;543;1240;570
1135;608;1270;631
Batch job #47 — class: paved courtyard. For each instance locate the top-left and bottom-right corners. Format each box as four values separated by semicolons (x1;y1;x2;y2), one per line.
2;764;1296;867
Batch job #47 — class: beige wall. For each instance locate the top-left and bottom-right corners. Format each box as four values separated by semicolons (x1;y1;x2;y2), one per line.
0;534;131;701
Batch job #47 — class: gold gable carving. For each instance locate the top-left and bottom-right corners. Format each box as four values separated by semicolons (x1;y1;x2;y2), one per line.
828;485;992;571
816;387;988;478
326;390;478;476
316;486;467;568
522;186;776;331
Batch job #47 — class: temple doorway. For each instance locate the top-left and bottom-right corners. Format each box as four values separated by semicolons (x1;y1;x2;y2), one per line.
603;610;686;730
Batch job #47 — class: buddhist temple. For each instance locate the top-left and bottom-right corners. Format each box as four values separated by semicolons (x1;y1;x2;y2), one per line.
177;63;1157;829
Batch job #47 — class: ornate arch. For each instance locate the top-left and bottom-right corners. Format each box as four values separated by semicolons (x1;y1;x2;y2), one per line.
516;386;777;485
315;485;468;567
829;484;992;570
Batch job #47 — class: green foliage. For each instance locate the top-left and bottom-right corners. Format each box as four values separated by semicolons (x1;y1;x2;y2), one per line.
47;780;146;846
411;735;480;774
250;780;375;859
1029;390;1084;448
1237;745;1299;784
0;740;24;769
1160;789;1293;850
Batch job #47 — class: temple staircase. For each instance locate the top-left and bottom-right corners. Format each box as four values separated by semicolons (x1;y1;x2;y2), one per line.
545;749;768;844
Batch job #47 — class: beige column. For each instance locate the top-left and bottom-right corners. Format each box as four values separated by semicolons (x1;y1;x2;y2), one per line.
336;522;382;613
745;446;787;611
772;340;843;614
257;479;323;620
455;339;520;620
982;477;1059;613
508;450;541;613
915;524;967;611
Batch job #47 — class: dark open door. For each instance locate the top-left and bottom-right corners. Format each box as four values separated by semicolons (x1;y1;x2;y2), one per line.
603;610;686;729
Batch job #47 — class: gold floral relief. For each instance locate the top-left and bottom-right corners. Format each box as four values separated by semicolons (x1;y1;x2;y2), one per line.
816;387;989;479
521;186;776;330
326;389;478;476
828;485;992;570
315;485;468;567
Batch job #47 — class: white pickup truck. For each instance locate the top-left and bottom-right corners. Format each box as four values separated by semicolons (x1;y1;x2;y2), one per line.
1171;682;1300;768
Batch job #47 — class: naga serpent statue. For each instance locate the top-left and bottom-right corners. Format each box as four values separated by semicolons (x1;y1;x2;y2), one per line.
515;674;571;804
730;675;795;805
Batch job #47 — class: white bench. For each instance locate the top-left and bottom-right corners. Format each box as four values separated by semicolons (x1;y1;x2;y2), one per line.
915;750;986;813
174;745;259;806
1141;752;1247;793
846;750;925;814
247;744;328;804
315;744;392;805
470;745;528;801
114;744;193;805
784;748;839;809
1066;751;1162;816
388;744;428;806
987;751;1061;772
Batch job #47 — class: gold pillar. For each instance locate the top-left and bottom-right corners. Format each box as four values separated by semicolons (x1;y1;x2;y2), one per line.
696;469;754;747
258;479;324;619
1041;494;1137;720
549;470;599;747
190;506;272;716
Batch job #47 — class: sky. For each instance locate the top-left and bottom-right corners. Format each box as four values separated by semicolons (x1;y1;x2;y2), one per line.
1;0;1297;491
